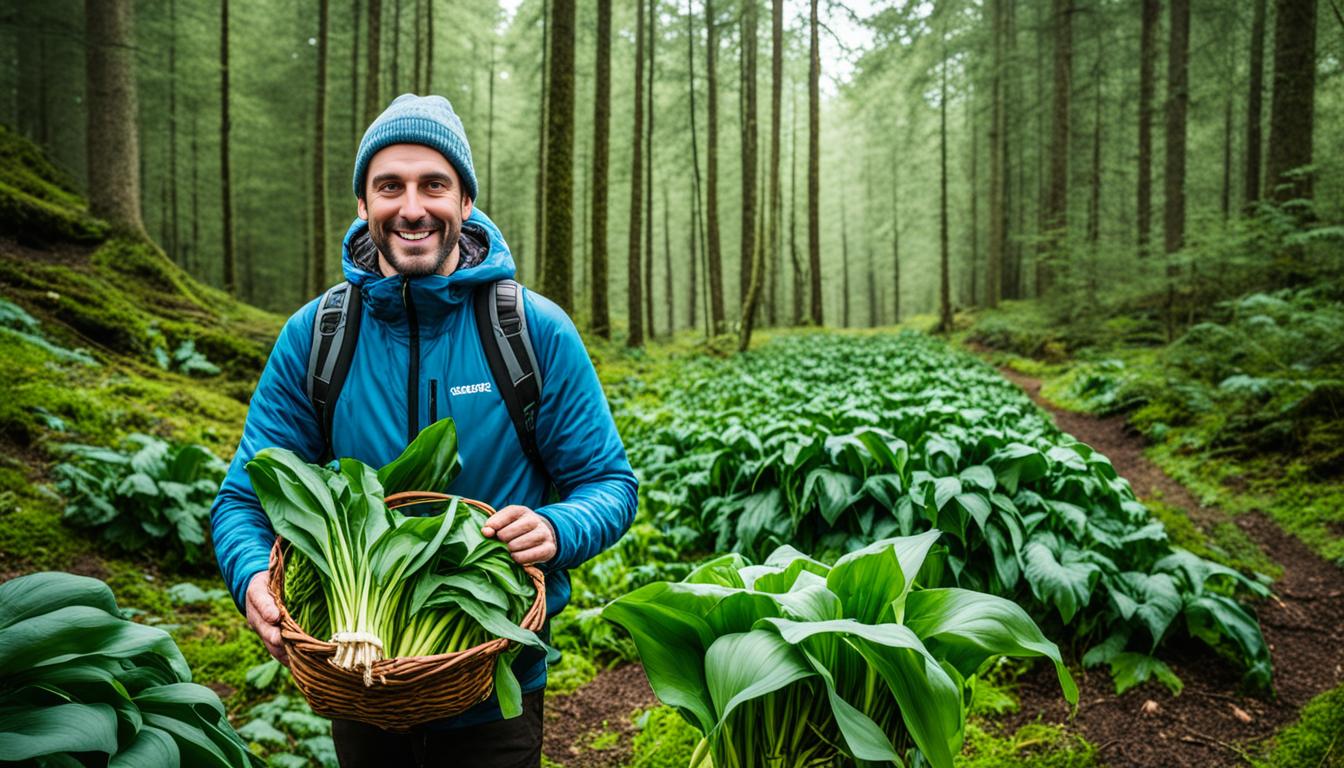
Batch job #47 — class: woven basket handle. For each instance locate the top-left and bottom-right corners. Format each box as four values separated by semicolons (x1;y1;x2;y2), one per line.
383;492;497;517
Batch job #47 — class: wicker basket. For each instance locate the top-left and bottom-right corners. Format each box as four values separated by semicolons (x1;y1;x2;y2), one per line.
266;492;547;731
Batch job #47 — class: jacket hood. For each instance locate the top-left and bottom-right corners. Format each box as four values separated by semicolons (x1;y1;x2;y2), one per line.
339;207;516;329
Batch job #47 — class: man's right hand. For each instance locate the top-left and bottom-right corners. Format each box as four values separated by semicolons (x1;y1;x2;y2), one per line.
245;571;288;666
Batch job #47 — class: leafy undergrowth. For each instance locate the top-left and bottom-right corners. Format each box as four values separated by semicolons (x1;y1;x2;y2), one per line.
967;286;1344;566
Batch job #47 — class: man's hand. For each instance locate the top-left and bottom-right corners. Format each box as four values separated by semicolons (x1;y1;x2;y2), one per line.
245;571;288;666
482;505;557;566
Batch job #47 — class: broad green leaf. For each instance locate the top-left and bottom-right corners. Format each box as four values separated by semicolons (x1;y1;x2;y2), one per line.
803;468;861;526
1183;594;1271;688
377;418;461;495
0;702;119;760
903;589;1077;704
0;606;190;681
1022;542;1100;623
704;630;815;726
0;572;120;630
109;725;180;768
495;654;523;719
1113;572;1182;649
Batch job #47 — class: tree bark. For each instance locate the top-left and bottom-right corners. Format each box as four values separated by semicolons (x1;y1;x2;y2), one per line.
85;0;146;237
426;0;434;91
807;0;821;325
1137;0;1158;257
1164;0;1189;255
313;0;330;294
221;0;235;292
391;0;401;92
1039;0;1072;296
590;0;611;338
705;0;726;334
968;83;978;308
1088;48;1102;245
767;0;782;328
840;186;849;328
737;0;765;350
686;0;705;334
986;0;1005;308
1245;0;1267;205
790;81;803;325
364;0;381;125
890;142;900;323
533;0;550;285
352;0;361;142
645;0;657;338
191;112;200;274
628;0;647;347
1265;0;1317;203
487;42;496;203
938;27;952;334
738;0;758;316
169;0;180;260
542;0;575;311
664;183;673;331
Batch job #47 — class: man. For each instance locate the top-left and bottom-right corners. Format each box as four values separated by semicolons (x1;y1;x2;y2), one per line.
210;94;638;767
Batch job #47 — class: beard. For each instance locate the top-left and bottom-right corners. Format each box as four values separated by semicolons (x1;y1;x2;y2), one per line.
369;214;462;278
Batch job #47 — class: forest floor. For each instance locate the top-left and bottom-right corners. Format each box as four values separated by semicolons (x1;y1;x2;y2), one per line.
537;362;1344;768
995;367;1344;768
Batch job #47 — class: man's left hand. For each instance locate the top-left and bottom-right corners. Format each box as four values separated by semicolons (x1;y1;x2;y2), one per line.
482;505;557;566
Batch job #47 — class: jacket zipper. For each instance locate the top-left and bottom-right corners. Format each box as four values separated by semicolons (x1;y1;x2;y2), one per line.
429;379;438;423
402;277;421;443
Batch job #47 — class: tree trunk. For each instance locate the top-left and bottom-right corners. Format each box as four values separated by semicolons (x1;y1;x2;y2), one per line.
85;0;146;237
1265;0;1317;203
1245;0;1267;205
313;0;330;294
986;0;1005;308
487;42;496;203
426;0;434;91
364;0;381;125
1039;0;1071;296
391;0;401;92
412;0;422;92
789;82;803;325
627;0;646;347
645;0;657;338
169;0;180;261
664;183;673;332
767;0;782;328
738;0;758;320
891;143;901;323
533;0;550;285
352;0;361;142
1164;0;1189;339
807;0;821;325
221;0;235;292
840;187;849;328
1088;50;1102;245
705;0;726;334
1137;0;1158;257
542;0;575;311
191;111;200;275
968;83;978;308
938;28;952;334
590;0;611;338
737;0;766;350
1164;0;1189;255
1221;94;1232;219
686;0;705;335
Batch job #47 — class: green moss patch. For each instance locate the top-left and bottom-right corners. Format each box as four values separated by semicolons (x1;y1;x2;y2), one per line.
1253;683;1344;767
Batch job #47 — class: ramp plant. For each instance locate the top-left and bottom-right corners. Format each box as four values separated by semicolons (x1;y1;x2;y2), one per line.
603;529;1077;768
627;333;1273;691
0;571;261;767
245;419;542;716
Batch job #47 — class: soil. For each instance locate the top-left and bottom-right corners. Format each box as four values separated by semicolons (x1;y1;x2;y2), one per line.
539;367;1344;768
542;664;658;768
999;367;1344;768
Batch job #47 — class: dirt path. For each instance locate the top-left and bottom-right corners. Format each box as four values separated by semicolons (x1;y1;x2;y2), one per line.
999;367;1344;768
542;664;657;767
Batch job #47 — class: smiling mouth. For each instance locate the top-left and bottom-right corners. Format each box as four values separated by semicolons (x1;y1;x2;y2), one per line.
396;230;434;242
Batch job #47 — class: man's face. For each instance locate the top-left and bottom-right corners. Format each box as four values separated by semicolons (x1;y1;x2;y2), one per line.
357;144;474;278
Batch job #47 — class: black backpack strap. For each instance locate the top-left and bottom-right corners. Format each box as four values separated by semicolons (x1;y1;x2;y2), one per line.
305;281;362;464
474;279;550;485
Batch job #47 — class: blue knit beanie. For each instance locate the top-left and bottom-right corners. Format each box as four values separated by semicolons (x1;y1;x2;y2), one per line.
352;93;479;202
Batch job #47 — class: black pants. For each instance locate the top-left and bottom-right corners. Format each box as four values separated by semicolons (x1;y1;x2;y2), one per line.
331;691;544;768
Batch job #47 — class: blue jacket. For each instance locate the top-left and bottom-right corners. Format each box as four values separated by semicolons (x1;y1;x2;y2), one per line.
210;208;638;724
